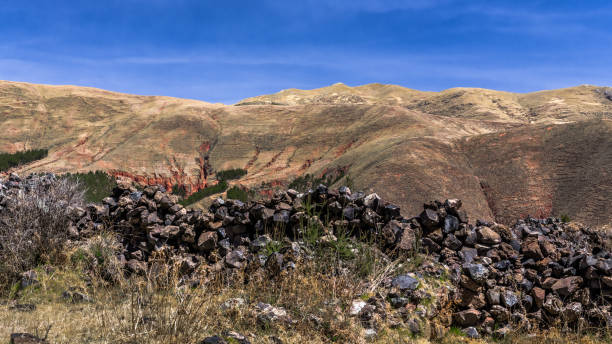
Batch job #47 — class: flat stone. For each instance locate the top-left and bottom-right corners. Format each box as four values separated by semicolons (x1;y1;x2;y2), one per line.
200;336;227;344
459;247;478;264
391;274;419;291
397;226;416;252
561;302;582;322
443;234;462;251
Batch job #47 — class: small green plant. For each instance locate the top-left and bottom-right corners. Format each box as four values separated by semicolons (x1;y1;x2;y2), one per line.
560;214;571;223
0;148;48;172
263;241;283;257
448;326;466;337
216;168;247;181
179;181;228;206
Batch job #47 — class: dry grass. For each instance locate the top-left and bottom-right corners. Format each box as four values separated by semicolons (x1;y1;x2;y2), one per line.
2;259;611;344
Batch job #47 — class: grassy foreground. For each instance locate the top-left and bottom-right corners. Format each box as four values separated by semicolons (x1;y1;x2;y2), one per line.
2;233;610;344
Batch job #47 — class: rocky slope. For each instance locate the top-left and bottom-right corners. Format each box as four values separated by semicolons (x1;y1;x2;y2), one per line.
1;80;611;226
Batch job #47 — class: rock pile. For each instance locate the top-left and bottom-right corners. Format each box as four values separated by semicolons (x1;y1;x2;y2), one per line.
68;182;417;276
0;172;58;209
2;173;611;337
411;200;612;337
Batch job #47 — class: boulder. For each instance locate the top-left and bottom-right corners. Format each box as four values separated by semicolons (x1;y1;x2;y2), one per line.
453;309;481;326
225;250;246;269
521;237;543;260
476;227;501;245
419;208;439;229
466;264;489;284
391;274;419;291
197;231;218;252
551;276;583;297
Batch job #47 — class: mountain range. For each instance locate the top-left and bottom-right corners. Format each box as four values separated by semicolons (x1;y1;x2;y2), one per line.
1;80;610;226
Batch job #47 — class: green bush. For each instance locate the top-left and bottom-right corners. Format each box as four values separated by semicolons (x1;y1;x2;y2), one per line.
62;171;117;203
226;185;248;202
216;168;247;181
0;149;48;172
560;214;571;223
179;181;228;206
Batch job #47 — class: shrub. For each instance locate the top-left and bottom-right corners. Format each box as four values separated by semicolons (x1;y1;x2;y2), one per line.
560;214;571;223
226;185;248;202
179;181;228;206
0;149;48;172
216;168;247;181
0;178;84;290
62;171;116;203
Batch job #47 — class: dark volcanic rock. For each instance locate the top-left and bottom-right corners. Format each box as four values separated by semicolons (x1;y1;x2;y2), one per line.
392;274;419;291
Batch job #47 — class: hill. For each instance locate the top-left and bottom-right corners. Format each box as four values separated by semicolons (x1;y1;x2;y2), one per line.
1;80;611;226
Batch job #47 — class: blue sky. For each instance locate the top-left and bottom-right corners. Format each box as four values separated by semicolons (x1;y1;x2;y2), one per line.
1;0;611;104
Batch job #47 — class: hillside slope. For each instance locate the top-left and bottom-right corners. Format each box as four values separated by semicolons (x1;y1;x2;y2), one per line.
1;80;611;225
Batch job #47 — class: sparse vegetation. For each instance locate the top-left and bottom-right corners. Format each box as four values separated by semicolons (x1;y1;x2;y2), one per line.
179;181;228;206
561;214;572;223
0;149;48;172
62;171;116;203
